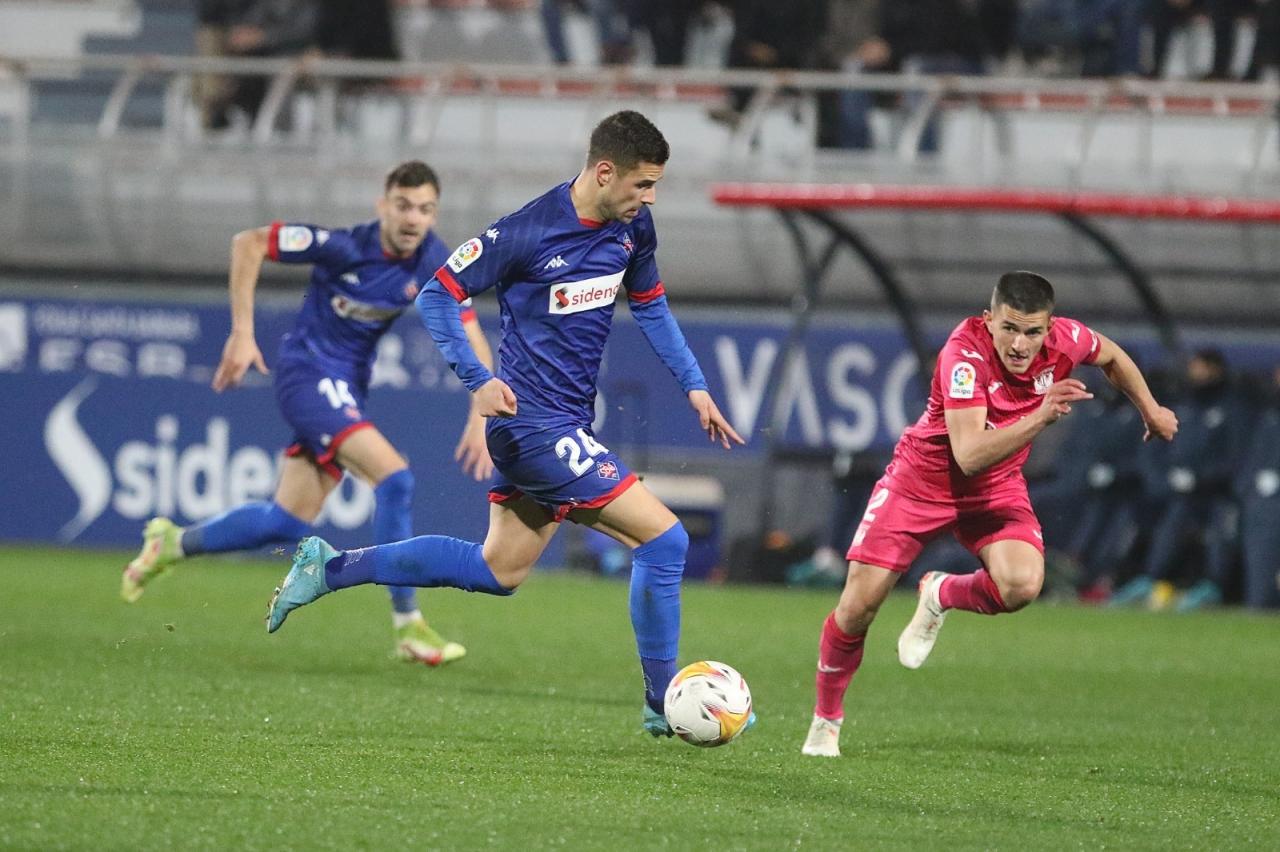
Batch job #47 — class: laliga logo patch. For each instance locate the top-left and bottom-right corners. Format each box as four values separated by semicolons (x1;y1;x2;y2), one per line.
278;226;314;253
447;238;483;273
1034;369;1055;395
596;460;620;480
949;362;976;399
547;271;624;315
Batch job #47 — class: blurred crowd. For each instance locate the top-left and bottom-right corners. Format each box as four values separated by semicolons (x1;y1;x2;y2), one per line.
193;0;1280;142
794;353;1280;612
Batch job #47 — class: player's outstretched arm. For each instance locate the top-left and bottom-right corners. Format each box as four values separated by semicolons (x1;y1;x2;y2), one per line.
212;226;271;392
1091;333;1178;442
454;315;498;479
688;389;745;450
945;379;1093;476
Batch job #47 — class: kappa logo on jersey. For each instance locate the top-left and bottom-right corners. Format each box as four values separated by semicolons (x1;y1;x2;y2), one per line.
961;348;985;361
316;229;330;246
278;226;314;253
341;272;360;286
547;271;624;315
596;460;620;480
988;381;1002;395
1068;321;1080;343
485;228;500;243
949;362;977;399
1033;368;1055;395
544;255;568;270
447;238;483;273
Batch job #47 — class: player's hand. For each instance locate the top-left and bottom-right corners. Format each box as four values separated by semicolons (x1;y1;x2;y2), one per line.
688;389;745;450
211;331;268;392
1142;405;1178;442
454;409;495;481
1037;378;1092;424
474;377;517;418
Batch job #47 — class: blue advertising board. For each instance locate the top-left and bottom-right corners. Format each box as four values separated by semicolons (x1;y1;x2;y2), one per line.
3;288;1277;552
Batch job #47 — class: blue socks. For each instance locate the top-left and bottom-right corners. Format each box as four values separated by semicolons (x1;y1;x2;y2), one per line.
373;469;418;614
324;535;512;596
180;501;311;556
630;522;688;713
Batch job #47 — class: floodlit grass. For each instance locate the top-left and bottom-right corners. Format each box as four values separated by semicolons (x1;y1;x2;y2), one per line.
2;546;1278;850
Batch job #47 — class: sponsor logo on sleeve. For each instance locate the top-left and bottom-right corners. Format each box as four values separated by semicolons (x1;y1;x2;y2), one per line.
596;460;620;480
949;361;976;399
278;226;314;253
447;238;483;273
547;271;624;315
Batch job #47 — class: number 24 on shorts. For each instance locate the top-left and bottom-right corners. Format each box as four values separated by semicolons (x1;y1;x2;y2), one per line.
556;428;609;476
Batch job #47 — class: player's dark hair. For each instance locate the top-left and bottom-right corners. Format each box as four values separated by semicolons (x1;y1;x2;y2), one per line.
587;110;670;171
992;271;1055;314
1190;347;1227;372
385;160;440;194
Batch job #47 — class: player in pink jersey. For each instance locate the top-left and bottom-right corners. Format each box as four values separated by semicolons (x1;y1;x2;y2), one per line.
801;271;1179;758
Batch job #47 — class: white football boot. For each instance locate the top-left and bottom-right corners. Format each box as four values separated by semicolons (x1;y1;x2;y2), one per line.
897;571;948;669
801;715;843;758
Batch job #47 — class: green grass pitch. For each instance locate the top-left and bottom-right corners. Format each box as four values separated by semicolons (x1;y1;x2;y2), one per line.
2;546;1278;849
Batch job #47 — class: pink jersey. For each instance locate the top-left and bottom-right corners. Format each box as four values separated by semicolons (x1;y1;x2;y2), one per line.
887;314;1101;501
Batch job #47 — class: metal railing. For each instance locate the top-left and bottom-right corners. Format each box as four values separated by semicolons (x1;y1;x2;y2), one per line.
2;53;1280;172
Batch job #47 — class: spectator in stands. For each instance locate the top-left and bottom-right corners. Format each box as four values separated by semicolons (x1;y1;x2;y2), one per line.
540;0;634;65
630;0;700;66
1111;349;1249;611
201;0;319;128
1245;0;1279;79
716;0;827;123
316;0;398;62
1016;0;1143;76
1149;0;1257;80
879;0;990;153
1234;365;1280;609
817;0;890;150
195;0;253;129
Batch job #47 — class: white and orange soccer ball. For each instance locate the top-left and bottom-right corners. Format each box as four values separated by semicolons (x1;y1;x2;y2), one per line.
663;660;753;747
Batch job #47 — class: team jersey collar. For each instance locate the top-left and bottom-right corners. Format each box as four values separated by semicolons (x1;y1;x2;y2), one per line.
561;180;607;229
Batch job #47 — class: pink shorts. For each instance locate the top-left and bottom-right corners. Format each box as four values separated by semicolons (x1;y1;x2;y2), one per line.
845;476;1044;573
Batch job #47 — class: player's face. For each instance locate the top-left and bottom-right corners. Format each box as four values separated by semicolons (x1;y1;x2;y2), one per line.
983;303;1052;374
603;161;664;223
377;182;439;257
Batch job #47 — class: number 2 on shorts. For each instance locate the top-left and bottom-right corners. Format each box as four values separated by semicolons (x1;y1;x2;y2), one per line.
852;487;889;547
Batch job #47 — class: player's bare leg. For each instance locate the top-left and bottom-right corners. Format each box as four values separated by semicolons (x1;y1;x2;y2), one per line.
898;539;1043;669
804;561;899;757
339;428;467;665
481;496;560;589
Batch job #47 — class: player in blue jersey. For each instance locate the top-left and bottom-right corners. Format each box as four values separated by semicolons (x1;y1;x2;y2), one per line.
265;111;745;736
122;161;494;667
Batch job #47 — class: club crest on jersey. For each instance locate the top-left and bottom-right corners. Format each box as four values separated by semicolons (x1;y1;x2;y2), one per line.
547;271;624;315
447;238;483;273
949;362;976;399
596;460;620;480
1033;368;1055;395
621;234;634;255
403;279;419;299
278;226;313;253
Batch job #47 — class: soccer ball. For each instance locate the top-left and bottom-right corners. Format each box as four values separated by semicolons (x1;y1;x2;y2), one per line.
663;660;753;747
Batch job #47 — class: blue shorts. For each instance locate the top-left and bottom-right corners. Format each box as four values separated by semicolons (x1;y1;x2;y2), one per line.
274;356;372;481
486;420;637;523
